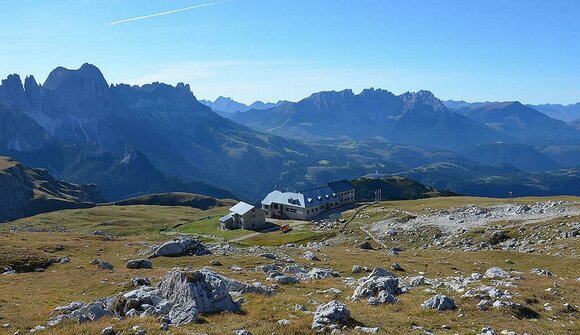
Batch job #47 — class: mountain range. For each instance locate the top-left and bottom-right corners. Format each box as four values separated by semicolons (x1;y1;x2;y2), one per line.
445;100;580;123
199;96;279;116
1;64;580;202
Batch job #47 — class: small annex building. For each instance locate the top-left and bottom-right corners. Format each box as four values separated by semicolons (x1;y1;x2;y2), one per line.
219;201;267;230
261;179;355;220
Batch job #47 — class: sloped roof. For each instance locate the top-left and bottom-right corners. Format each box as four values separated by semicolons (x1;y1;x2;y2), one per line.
262;190;305;208
219;213;233;223
327;179;354;193
261;186;339;209
229;201;255;215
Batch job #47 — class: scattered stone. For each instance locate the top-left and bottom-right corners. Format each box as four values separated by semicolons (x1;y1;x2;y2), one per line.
477;299;491;310
351;268;400;305
277;319;291;326
58;256;71;264
102;326;115;335
29;325;46;333
303;251;320;261
407;276;425;287
530;268;553;276
478;327;496;335
210;260;222;266
297;268;340;281
484;267;509;279
151;237;210;258
295;304;307;311
421;294;457;311
131;277;151;287
311;300;351;332
358;241;373;250
233;330;253;335
355;326;379;333
126;260;152;270
261;253;277;260
90;260;114;271
352;265;362;273
391;263;404;271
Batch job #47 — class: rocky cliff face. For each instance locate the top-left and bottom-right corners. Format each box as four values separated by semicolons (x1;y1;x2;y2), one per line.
0;156;102;222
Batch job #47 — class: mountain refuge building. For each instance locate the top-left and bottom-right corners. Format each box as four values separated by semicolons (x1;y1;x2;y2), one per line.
261;180;355;220
219;201;266;230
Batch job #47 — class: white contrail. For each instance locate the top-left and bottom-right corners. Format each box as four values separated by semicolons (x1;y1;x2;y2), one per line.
106;0;232;26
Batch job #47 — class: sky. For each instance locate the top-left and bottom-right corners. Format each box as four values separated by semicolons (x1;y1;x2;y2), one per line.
1;0;579;105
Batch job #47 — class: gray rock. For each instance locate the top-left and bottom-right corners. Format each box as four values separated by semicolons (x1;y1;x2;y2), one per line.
408;276;425;287
127;259;152;269
152;237;210;258
352;265;362;274
102;326;114;335
311;300;351;332
298;268;340;281
351;268;399;305
157;269;241;325
355;326;379;334
303;251;320;261
271;275;299;284
358;241;373;250
530;268;553;276
421;294;457;311
484;267;509;279
91;260;114;270
210;260;222;266
233;330;253;335
478;327;496;335
261;253;277;260
131;277;151;287
477;299;491;310
391;263;404;271
277;319;291;325
58;256;71;264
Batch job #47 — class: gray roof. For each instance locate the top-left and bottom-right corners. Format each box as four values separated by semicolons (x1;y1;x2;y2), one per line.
327;180;354;193
262;186;340;209
229;201;255;215
219;213;233;223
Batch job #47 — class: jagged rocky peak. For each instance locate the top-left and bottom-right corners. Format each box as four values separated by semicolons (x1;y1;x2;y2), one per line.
400;90;448;113
0;74;26;104
43;63;109;91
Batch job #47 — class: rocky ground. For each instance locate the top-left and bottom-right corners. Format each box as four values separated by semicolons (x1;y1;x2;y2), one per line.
0;196;578;334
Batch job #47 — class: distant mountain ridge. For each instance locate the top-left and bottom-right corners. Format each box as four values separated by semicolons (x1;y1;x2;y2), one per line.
199;96;278;115
444;99;580;122
232;88;512;150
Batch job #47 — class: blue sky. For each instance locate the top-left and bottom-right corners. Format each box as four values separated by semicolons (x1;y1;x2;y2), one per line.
1;0;579;104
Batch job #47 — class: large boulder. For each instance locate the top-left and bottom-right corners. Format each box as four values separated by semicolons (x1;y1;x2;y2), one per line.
311;300;351;332
421;294;457;311
46;268;272;329
351;268;400;305
151;237;211;258
158;269;241;325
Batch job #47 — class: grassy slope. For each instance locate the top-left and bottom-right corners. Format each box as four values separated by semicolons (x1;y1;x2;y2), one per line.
0;196;578;334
